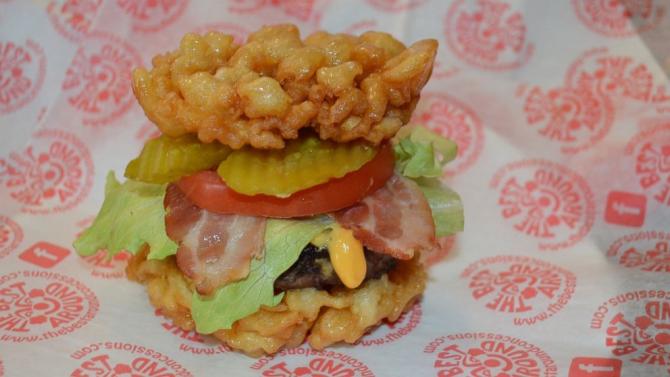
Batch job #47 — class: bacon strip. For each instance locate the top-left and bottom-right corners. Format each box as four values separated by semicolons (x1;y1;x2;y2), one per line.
333;175;436;260
164;185;266;295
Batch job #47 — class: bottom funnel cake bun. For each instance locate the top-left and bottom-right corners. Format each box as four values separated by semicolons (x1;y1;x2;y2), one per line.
127;247;426;357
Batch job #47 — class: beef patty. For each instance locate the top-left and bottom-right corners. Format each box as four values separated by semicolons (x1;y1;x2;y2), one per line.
275;244;397;291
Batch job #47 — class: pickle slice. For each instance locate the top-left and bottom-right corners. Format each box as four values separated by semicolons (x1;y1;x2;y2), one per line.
217;136;377;197
125;134;231;184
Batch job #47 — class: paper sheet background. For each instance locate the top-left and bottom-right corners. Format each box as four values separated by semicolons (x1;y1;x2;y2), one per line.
1;0;670;376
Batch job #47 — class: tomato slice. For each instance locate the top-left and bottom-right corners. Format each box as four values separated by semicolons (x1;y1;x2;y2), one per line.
176;143;395;218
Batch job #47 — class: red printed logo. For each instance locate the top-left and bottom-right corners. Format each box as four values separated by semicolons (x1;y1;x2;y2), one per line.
569;357;622;377
82;250;130;279
47;0;103;42
251;347;376;376
461;255;576;326
366;0;428;12
605;191;647;227
490;159;596;250
0;270;98;342
250;347;376;377
572;0;666;38
19;242;70;269
0;215;23;260
411;92;484;175
424;332;558;377
563;48;670;104
62;32;142;126
0;39;46;115
590;290;670;376
522;48;669;154
607;230;670;272
625;122;670;206
228;0;321;24
115;0;189;33
445;0;534;71
355;302;422;347
154;309;230;356
0;129;94;214
76;218;130;279
0;129;93;214
69;341;194;377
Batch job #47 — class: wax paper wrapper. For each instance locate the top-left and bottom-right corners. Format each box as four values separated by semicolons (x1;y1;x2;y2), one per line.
1;0;670;376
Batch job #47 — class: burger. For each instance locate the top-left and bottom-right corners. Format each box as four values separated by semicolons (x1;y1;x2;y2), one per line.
74;24;463;356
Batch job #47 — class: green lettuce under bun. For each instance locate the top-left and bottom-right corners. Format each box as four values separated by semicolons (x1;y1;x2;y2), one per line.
74;172;177;260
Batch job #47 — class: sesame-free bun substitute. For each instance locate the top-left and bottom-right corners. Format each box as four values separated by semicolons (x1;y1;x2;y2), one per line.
127;247;425;356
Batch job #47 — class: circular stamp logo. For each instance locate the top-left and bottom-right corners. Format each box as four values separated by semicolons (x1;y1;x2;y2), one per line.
572;0;666;37
564;48;670;104
62;31;142;126
47;0;103;42
444;0;534;71
590;290;670;375
522;48;669;154
0;215;22;260
411;92;484;175
76;217;130;279
424;332;559;377
366;0;428;12
461;255;576;326
115;0;190;33
608;231;670;272
154;309;230;356
0;39;46;115
523;81;614;155
354;302;422;347
0;270;99;342
251;348;376;376
228;0;320;24
0;129;94;214
490;159;596;250
69;341;194;377
625;122;670;206
192;22;248;44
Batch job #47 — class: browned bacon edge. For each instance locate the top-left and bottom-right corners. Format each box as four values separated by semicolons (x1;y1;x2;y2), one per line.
165;185;266;295
334;175;436;260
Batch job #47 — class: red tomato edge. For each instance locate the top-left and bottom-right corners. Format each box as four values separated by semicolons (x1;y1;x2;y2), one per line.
176;143;395;218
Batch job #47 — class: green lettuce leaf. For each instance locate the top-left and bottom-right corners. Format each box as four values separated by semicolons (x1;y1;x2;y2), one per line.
393;126;458;178
394;126;464;236
73;171;178;260
192;216;333;333
416;179;464;237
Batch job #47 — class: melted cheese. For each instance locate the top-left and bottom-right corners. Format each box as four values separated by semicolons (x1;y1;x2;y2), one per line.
311;225;366;289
